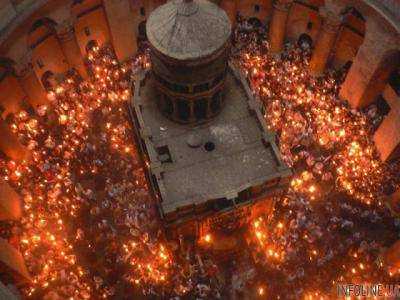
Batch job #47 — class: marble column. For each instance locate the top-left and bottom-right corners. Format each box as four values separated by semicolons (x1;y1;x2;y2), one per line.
0;120;30;162
309;10;341;76
0;179;21;221
0;74;26;118
269;0;292;54
57;22;88;78
103;0;137;62
19;63;48;109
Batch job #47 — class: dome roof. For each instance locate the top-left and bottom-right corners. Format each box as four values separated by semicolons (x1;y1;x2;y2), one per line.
146;0;231;61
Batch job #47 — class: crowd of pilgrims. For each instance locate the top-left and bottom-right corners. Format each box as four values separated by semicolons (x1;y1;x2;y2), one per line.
233;17;400;298
0;16;398;299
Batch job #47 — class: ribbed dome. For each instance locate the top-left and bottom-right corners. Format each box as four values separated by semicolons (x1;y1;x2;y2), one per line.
146;0;231;61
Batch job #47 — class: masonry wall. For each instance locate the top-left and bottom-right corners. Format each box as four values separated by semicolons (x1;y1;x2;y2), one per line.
286;2;322;44
72;5;111;56
237;0;273;23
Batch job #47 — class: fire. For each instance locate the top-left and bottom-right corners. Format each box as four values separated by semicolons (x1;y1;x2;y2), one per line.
204;233;212;243
0;17;397;300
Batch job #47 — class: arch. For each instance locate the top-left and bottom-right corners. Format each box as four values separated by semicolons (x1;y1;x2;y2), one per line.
29;17;57;34
363;50;400;106
341;7;366;36
86;40;99;53
248;17;262;28
28;17;58;50
297;33;313;49
41;71;56;90
236;0;273;22
332;7;366;69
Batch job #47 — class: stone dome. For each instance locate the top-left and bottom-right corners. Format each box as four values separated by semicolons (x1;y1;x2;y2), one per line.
146;0;231;61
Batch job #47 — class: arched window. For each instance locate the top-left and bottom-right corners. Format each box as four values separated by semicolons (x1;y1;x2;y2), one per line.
86;40;99;53
29;17;57;34
41;71;56;90
297;33;313;49
248;17;262;28
332;7;366;69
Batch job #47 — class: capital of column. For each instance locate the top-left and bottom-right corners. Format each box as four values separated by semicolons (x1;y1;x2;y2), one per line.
320;7;342;32
56;20;76;42
273;0;293;12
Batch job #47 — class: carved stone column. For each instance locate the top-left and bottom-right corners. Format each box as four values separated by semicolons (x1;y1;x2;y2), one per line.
0;120;30;162
57;22;87;78
269;0;292;54
103;0;138;62
18;61;48;109
0;179;21;221
309;9;342;76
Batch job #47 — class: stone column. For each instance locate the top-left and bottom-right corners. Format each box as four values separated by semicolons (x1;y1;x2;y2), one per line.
103;0;138;62
339;18;398;108
268;0;292;54
0;120;29;162
18;63;48;109
189;100;195;122
57;22;88;78
309;10;341;76
0;74;26;118
373;85;400;162
0;179;21;221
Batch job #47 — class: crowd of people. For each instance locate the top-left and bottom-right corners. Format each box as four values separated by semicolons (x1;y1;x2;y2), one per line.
233;18;400;298
0;17;399;299
0;44;223;299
